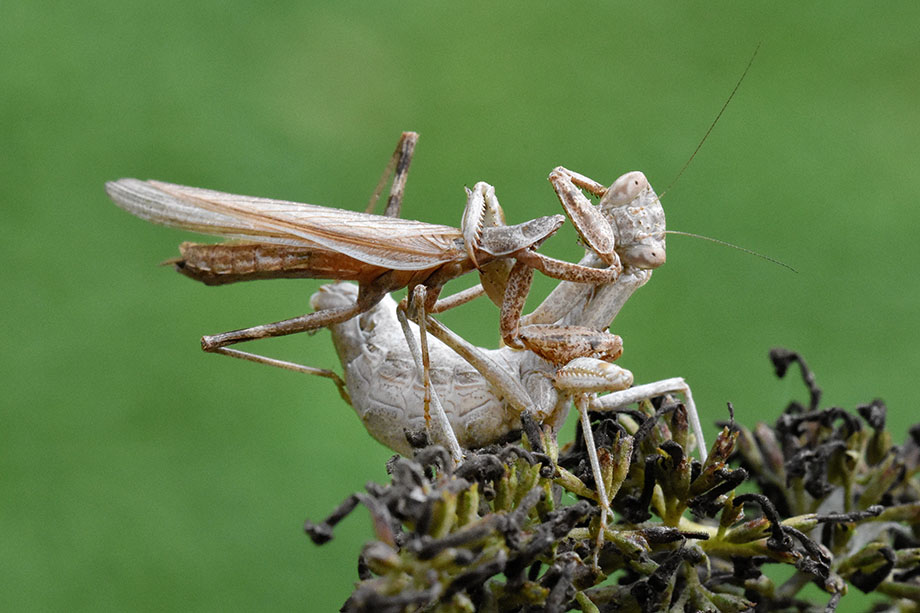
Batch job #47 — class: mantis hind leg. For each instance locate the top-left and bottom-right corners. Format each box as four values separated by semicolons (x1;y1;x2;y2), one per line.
397;285;464;463
365;131;419;218
200;286;387;350
211;347;351;404
575;395;612;566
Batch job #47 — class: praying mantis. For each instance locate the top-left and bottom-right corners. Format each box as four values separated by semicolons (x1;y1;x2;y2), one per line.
105;131;620;357
308;161;701;554
108;130;703;558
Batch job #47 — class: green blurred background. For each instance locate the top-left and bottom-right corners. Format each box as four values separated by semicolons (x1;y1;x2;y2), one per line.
3;1;919;610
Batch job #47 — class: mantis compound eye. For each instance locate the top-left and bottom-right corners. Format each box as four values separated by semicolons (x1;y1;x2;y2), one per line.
621;239;667;269
599;171;650;208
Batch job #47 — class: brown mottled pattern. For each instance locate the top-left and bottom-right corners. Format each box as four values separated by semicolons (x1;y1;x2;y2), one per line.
519;325;623;364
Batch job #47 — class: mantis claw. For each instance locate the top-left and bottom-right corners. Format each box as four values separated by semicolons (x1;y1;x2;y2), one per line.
549;167;618;267
519;325;624;364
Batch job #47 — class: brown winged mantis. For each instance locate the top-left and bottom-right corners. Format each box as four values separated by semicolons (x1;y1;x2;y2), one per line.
106;133;633;458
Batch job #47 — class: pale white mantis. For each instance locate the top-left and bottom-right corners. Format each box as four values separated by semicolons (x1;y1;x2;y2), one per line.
307;163;702;554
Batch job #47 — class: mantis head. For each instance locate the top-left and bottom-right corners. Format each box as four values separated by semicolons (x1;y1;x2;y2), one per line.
600;171;667;270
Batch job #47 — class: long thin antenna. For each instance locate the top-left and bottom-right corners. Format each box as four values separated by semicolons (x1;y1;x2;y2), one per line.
665;229;797;273
661;43;762;198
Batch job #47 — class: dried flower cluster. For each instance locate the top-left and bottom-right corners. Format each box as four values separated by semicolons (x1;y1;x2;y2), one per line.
306;349;920;612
